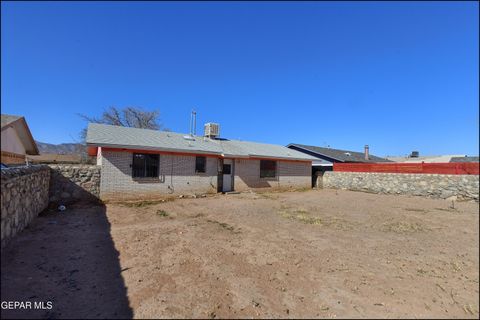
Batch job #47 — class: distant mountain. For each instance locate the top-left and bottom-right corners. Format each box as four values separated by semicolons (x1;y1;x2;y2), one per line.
35;141;86;155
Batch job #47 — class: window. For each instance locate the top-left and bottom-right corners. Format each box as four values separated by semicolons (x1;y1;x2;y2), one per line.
223;164;231;174
132;153;159;178
195;156;206;173
260;160;276;178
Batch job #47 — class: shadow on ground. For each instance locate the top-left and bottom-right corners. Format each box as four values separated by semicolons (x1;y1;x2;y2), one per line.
1;203;132;319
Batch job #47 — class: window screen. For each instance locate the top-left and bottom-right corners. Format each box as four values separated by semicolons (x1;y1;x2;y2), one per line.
132;153;159;178
223;164;231;175
195;156;206;173
260;160;276;178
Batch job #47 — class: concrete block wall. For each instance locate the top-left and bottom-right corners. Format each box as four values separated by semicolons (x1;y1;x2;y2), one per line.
323;171;479;201
234;159;311;191
100;150;218;200
1;165;50;248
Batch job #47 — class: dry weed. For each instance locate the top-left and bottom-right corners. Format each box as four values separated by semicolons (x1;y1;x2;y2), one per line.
381;221;429;233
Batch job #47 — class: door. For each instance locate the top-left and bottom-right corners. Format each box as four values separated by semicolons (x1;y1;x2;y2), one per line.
222;159;233;192
217;158;223;193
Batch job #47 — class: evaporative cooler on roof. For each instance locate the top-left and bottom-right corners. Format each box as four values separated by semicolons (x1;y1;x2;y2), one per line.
204;123;220;139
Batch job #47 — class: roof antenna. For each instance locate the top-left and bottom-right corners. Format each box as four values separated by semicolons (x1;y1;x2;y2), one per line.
193;109;196;136
189;109;197;136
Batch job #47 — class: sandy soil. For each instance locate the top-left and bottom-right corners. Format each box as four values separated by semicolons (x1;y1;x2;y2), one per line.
1;189;479;319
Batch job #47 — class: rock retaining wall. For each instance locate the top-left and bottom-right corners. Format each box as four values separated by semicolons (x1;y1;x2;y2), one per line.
48;165;101;205
1;165;50;248
323;171;479;201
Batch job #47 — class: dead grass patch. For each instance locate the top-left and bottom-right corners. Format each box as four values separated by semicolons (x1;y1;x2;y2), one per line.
404;208;428;213
283;211;323;225
381;221;429;233
253;186;312;198
463;304;479;315
156;210;169;217
435;207;457;212
279;206;320;225
287;187;312;192
206;219;240;233
257;193;279;200
451;261;462;272
278;206;354;229
117;197;175;208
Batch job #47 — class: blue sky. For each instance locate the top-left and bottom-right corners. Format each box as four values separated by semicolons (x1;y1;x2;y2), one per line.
1;1;478;157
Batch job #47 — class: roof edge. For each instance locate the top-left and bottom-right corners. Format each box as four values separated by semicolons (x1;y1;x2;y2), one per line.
287;144;344;162
88;143;223;156
89;143;313;161
20;117;40;155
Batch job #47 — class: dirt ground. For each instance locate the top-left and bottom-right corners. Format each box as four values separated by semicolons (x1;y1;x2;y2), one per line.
1;189;479;319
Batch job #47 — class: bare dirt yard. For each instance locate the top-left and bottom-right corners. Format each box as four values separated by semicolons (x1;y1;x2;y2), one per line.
1;189;479;319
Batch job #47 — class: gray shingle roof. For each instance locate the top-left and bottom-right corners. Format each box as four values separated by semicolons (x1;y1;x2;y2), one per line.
86;123;316;161
450;156;479;163
288;143;391;163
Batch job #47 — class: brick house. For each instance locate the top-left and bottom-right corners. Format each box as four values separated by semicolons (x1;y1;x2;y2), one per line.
86;123;315;200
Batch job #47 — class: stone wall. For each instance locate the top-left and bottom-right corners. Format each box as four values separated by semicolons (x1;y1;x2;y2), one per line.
49;165;101;205
323;171;479;201
1;165;50;248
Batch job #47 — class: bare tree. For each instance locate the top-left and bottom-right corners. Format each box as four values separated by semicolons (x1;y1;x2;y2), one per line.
79;107;167;141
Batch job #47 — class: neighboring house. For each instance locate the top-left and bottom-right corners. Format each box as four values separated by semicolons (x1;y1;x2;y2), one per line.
387;153;467;163
1;114;39;165
287;143;391;167
86;123;316;199
286;143;390;187
27;153;83;164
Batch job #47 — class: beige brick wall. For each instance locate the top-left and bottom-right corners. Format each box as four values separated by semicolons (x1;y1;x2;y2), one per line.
100;150;312;199
234;159;311;191
100;150;218;200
